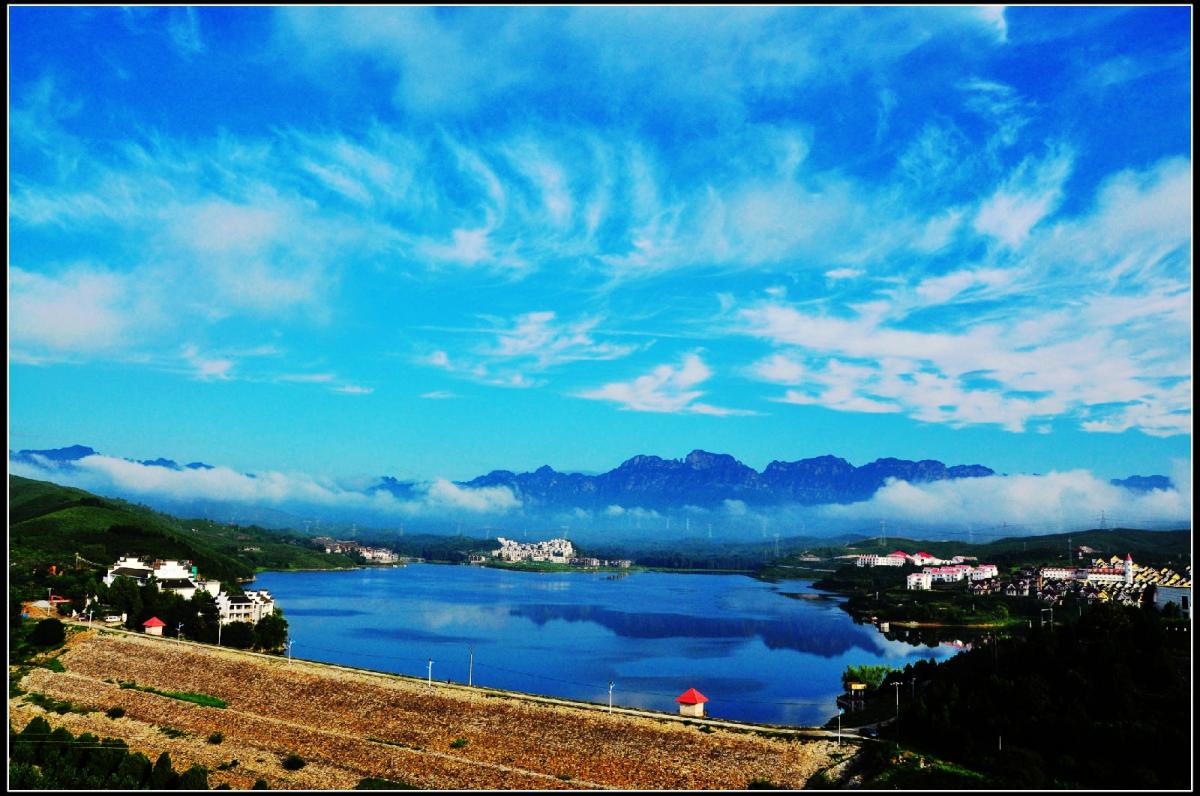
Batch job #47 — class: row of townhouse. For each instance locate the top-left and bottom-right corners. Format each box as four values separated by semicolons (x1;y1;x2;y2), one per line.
906;563;999;590
103;555;275;625
860;549;980;568
314;537;399;562
1040;554;1136;586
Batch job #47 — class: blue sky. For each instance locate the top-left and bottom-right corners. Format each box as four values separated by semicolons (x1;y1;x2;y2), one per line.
9;6;1192;495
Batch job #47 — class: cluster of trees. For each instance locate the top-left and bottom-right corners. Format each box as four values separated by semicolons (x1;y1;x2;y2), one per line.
99;577;288;652
887;602;1189;789
841;664;895;690
9;716;208;789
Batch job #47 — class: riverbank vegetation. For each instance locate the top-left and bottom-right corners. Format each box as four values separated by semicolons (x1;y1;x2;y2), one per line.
859;603;1189;789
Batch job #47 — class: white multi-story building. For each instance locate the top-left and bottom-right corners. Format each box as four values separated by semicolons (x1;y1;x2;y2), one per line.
360;547;399;563
924;565;974;583
216;590;276;624
1040;567;1080;581
906;572;933;590
103;556;220;600
970;564;999;581
492;537;575;563
856;551;908;567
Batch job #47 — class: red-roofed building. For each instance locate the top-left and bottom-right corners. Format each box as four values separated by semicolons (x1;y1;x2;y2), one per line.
676;687;709;717
142;616;165;636
910;551;943;566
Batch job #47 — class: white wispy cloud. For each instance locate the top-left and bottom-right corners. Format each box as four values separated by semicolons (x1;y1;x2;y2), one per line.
734;155;1190;438
576;352;756;416
418;311;641;389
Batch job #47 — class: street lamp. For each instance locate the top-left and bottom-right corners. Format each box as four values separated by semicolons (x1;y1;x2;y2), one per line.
608;682;615;713
837;708;844;746
892;681;902;747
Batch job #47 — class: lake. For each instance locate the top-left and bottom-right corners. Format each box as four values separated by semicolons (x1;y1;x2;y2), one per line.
253;564;963;726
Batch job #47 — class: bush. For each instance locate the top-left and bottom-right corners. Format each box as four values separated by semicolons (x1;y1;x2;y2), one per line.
30;618;66;647
449;737;468;749
281;753;306;771
208;731;224;744
178;764;210;790
105;706;125;719
252;777;270;789
748;778;780;789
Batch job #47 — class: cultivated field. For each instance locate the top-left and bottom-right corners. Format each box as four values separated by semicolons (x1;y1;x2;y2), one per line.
11;630;844;789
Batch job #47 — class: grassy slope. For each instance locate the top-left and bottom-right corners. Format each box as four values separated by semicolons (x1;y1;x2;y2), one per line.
9;475;356;583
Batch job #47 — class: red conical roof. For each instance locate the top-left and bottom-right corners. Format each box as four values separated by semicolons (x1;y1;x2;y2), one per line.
676;687;709;704
142;616;166;628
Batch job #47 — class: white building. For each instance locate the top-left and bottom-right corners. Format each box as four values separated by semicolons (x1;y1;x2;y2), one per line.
909;551;943;567
103;556;220;600
1040;567;1080;581
924;565;974;583
360;547;399;563
907;572;933;591
856;551;908;567
1154;584;1191;617
970;564;999;581
492;537;575;563
216;590;276;625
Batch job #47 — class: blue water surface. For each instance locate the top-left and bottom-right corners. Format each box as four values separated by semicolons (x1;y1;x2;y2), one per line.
253;564;960;726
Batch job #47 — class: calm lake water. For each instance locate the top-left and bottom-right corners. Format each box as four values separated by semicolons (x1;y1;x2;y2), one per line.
253;564;962;726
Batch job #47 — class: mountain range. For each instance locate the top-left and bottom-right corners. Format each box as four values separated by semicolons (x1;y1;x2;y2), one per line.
10;445;1176;515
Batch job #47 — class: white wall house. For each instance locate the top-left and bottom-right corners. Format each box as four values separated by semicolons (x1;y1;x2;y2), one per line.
103;556;220;600
907;572;933;590
492;537;576;563
216;590;275;624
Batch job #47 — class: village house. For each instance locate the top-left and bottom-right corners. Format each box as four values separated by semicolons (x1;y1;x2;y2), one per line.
906;572;933;591
216;590;276;625
856;550;908;567
492;537;575;563
103;555;221;601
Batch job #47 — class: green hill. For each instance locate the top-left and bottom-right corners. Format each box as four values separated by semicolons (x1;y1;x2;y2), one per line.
761;527;1191;579
9;475;357;599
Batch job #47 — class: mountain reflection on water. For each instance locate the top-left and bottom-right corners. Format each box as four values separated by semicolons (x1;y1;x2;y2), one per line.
254;564;961;726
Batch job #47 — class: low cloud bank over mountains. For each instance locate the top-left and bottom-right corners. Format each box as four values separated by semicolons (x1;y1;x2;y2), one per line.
10;445;1188;541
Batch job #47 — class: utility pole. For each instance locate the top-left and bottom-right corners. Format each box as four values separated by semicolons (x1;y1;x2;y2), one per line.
893;681;901;747
608;681;614;713
427;658;434;685
218;621;222;648
468;647;474;687
837;708;843;746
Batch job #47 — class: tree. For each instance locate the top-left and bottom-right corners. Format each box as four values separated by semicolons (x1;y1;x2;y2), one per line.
149;751;179;789
179;764;210;789
222;621;255;649
254;609;289;652
108;576;142;628
186;590;221;644
30;617;66;647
